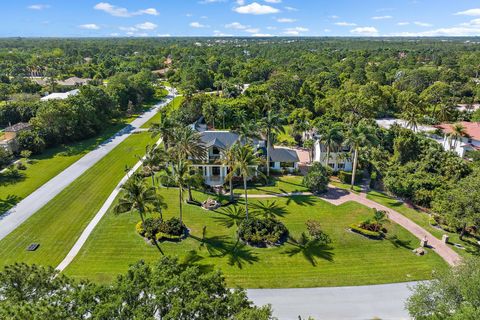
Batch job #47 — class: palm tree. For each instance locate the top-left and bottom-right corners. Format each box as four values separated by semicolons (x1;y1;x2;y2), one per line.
237;121;259;145
141;145;161;187
172;126;206;161
159;159;191;223
344;121;378;189
318;124;343;166
113;175;159;224
149;114;176;150
449;123;467;150
221;144;238;202
260;109;284;177
303;139;315;163
230;144;263;220
402;108;421;132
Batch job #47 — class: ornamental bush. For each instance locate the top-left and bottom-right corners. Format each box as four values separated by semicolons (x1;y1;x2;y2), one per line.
302;163;329;193
136;217;186;241
238;217;288;247
338;170;363;184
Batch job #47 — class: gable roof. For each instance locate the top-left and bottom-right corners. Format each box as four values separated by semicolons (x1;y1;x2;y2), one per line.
269;147;299;163
200;131;241;149
435;122;480;141
41;89;79;101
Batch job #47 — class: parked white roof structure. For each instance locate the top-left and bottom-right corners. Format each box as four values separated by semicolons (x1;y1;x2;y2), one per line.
41;89;79;101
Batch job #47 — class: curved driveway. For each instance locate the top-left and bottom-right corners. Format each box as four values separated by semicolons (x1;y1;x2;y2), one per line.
0;88;175;241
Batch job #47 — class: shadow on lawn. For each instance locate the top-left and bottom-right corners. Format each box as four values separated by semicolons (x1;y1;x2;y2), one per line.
386;235;414;250
251;200;288;218
190;233;259;269
283;233;334;266
285;195;316;207
0;194;22;216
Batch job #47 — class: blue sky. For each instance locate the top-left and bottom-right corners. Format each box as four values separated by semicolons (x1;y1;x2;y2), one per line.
3;0;480;37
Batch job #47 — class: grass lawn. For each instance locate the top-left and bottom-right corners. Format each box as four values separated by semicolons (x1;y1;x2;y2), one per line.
0;132;155;268
0;122;129;214
141;96;185;129
367;190;480;258
329;180;362;194
65;189;447;288
237;175;308;195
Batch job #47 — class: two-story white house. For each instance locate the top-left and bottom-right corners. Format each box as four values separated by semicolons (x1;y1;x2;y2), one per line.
313;140;353;171
191;130;300;186
435;122;480;158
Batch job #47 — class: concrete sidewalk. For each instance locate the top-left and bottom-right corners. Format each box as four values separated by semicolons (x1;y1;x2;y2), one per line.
0;88;175;241
248;281;416;320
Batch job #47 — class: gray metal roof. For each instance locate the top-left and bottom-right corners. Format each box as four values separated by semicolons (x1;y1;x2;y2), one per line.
200;131;241;149
269;147;299;163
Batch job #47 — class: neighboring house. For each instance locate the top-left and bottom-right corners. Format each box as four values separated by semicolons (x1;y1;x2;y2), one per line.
313;140;353;172
303;131;353;171
0;122;32;153
435;122;480;158
41;89;79;101
456;103;480;113
58;77;91;86
190;130;300;186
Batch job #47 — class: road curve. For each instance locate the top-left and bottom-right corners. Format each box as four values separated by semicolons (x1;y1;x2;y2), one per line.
0;88;176;241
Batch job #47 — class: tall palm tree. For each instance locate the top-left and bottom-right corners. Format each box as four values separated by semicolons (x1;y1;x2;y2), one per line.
318;124;343;166
260;109;284;177
402;108;421;132
113;175;159;224
141;145;161;187
149;114;177;150
344;121;378;189
172;126;206;161
231;144;263;220
159;159;191;223
237;121;259;145
303;139;315;163
449;123;467;150
221;143;239;202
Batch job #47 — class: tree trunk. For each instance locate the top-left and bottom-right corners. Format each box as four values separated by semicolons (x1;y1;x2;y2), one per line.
187;184;193;202
179;187;183;223
326;145;331;167
229;175;234;202
151;172;156;187
266;131;271;177
139;209;146;224
243;176;249;220
459;223;467;240
351;148;359;189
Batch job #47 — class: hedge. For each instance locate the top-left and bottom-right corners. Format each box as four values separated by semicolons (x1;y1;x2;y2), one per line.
156;232;182;241
339;170;363;184
349;224;383;239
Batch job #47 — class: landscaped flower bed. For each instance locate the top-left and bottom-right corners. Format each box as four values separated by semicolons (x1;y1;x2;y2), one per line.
238;217;288;247
349;224;384;239
136;217;187;242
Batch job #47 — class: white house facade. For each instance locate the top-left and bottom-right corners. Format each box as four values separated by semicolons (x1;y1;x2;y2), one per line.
313;140;353;172
435;122;480;158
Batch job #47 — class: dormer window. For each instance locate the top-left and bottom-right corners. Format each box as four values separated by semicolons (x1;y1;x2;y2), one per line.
212;147;220;155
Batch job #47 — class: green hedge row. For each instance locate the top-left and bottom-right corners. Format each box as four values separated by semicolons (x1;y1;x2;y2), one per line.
349;224;383;239
339;170;363;184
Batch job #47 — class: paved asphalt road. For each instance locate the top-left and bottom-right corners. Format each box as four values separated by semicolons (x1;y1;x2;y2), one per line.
0;88;175;241
248;281;416;320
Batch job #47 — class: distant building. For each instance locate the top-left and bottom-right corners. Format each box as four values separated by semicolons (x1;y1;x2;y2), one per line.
58;77;91;86
41;89;79;101
0;122;32;153
435;122;480;157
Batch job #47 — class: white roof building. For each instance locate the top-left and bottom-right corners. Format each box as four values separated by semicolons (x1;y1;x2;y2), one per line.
41;89;79;101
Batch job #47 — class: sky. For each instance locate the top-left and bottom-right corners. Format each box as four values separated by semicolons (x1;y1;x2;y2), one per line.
3;0;480;37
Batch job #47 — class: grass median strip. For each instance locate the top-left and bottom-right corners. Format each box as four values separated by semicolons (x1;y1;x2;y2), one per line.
0;132;154;268
65;190;447;288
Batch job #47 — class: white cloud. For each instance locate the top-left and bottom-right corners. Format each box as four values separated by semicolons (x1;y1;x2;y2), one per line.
252;33;273;37
225;22;248;29
284;6;298;11
397;22;410;26
390;27;480;37
94;2;158;17
267;26;277;30
265;0;282;3
27;4;50;10
329;15;339;19
200;0;226;3
236;0;245;4
79;24;100;30
190;22;208;28
284;26;308;35
110;33;120;36
324;29;331;33
213;30;233;36
136;22;157;30
157;34;171;37
119;26;138;32
372;15;392;20
455;8;480;16
335;22;357;26
245;28;260;33
414;21;433;27
350;26;379;36
234;2;280;15
277;18;296;23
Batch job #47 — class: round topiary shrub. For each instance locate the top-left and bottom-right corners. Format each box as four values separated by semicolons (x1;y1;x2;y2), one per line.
303;163;329;193
238;217;288;247
157;217;187;242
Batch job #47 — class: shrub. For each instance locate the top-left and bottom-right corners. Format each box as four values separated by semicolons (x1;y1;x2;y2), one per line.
136;217;186;241
238;217;288;247
0;148;12;167
136;221;145;236
349;224;383;239
159;217;185;236
303;163;329;193
338;170;363;184
306;220;331;244
16;162;27;170
16;130;46;155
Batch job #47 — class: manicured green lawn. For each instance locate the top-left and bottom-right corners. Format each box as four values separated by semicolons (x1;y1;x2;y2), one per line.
0;132;155;268
141;96;185;128
367;190;480;258
0;122;128;214
65;189;447;288
238;175;308;195
329;180;362;194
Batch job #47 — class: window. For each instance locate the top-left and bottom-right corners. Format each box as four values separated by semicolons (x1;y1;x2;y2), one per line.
329;163;335;169
212;147;220;155
337;163;345;170
212;167;220;176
